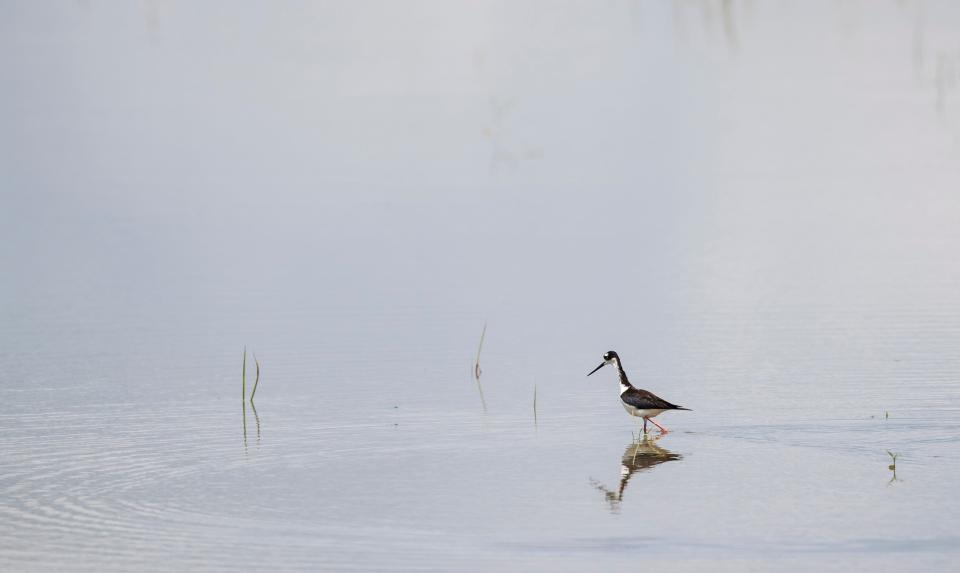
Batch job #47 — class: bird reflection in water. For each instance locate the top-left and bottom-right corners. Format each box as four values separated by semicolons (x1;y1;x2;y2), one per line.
590;435;682;512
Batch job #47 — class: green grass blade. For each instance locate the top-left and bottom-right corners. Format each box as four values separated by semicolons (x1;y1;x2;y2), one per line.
533;384;537;419
250;353;261;403
474;321;486;380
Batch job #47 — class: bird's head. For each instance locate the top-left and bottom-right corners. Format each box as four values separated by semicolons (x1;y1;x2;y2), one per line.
587;350;619;376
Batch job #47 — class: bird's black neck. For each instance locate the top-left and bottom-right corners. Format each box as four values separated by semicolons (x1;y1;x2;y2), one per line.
613;359;633;389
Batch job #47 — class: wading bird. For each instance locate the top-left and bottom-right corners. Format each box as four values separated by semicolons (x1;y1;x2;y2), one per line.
588;350;690;433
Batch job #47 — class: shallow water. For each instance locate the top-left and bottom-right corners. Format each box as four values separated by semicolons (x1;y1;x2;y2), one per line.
3;2;960;571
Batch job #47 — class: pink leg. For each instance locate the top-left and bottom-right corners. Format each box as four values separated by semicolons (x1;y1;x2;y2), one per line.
646;417;669;434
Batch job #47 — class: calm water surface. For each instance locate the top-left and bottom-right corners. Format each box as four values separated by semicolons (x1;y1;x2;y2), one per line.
2;2;960;571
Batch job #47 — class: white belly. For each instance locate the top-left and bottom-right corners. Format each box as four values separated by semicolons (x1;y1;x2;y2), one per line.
622;403;666;419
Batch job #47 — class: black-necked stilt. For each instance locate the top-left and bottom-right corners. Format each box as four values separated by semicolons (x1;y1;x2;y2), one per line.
587;350;690;434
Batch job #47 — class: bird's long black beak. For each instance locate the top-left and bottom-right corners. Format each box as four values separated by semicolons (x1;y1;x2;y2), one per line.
587;362;606;377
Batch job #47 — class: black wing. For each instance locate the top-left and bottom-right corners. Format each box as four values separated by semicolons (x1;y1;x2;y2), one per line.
621;388;689;411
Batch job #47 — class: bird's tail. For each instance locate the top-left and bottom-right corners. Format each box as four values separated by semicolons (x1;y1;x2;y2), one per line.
675;406;692;411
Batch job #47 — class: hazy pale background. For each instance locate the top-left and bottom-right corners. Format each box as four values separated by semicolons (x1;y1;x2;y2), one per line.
2;2;959;571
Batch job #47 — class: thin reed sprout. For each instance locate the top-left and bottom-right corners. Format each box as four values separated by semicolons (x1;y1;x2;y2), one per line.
473;323;488;412
474;322;486;380
533;384;538;424
250;353;261;403
242;347;247;402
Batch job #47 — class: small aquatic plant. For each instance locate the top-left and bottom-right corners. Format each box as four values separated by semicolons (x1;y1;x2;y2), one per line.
250;400;261;441
242;348;262;403
472;323;488;412
250;353;261;403
474;321;486;380
242;349;263;450
887;451;901;484
533;384;538;424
